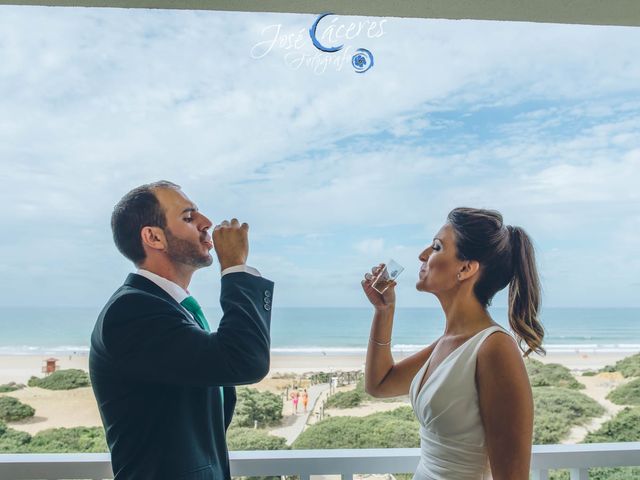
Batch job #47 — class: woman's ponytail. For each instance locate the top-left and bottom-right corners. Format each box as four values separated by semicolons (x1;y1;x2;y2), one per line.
447;208;546;357
507;225;545;357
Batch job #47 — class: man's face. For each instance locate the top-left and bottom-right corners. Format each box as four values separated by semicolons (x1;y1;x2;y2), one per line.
154;187;214;269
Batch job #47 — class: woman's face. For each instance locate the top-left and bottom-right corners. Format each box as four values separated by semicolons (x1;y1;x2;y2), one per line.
416;223;464;294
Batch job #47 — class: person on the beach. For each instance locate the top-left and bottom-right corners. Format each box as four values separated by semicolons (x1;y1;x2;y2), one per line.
89;181;273;480
302;388;309;412
363;208;543;480
291;389;300;414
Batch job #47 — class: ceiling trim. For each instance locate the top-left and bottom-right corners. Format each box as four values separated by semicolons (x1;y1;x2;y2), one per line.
1;0;639;27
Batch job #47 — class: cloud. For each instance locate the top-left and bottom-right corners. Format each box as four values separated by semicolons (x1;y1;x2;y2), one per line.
354;238;385;255
0;7;639;307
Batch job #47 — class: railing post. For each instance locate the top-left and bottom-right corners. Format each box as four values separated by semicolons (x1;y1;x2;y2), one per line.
569;468;589;480
341;473;355;480
531;469;549;480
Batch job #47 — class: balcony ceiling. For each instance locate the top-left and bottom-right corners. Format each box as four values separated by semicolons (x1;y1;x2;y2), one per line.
0;0;639;27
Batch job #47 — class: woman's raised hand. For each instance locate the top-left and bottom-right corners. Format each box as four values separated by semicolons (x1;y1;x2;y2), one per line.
361;263;396;310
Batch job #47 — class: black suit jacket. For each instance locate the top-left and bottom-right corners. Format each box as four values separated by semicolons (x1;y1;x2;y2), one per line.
89;271;273;479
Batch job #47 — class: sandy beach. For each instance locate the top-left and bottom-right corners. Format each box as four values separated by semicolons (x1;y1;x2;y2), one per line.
269;350;634;374
0;350;636;438
0;350;629;385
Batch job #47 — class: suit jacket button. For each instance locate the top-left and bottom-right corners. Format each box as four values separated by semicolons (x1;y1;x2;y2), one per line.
264;290;271;298
264;297;271;304
264;304;271;311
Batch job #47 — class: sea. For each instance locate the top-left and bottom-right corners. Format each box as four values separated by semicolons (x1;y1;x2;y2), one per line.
0;307;639;357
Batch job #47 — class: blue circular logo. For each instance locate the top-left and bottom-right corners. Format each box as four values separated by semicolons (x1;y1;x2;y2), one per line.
309;12;344;53
352;48;374;73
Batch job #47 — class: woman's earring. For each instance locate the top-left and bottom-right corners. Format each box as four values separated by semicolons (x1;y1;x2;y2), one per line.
457;273;461;281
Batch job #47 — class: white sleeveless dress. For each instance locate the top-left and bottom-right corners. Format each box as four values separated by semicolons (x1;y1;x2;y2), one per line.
409;325;512;480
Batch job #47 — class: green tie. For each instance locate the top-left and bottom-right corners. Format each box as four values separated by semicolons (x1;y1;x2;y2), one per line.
180;296;224;413
180;296;211;332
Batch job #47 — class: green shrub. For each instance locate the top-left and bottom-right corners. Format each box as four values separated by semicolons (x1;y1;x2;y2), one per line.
546;407;640;479
525;359;584;389
606;378;640;406
327;377;403;409
372;406;416;422
543;470;640;480
534;387;604;424
600;353;640;378
0;421;31;453
533;412;571;445
353;377;405;403
231;388;283;428
0;423;108;453
28;369;90;390
292;408;419;450
615;353;640;377
587;467;640;480
326;389;363;409
548;470;570;480
581;371;597;377
227;427;288;451
584;407;640;443
309;372;332;384
0;396;35;422
0;383;24;393
532;387;604;444
536;408;640;480
28;427;108;453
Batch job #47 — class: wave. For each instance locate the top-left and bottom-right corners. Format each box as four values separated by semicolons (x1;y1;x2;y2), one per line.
271;343;640;355
0;343;639;356
0;345;90;356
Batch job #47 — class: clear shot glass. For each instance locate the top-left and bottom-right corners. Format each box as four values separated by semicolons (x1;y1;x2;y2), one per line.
371;259;404;294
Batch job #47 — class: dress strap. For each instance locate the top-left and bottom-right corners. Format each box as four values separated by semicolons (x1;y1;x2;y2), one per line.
469;325;514;357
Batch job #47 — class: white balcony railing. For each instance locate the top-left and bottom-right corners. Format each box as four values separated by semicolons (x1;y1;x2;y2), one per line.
1;443;639;480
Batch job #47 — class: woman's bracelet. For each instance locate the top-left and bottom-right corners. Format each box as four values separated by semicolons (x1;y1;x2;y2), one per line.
369;336;391;346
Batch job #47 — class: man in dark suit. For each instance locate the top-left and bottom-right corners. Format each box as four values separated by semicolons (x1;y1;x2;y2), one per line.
89;180;273;479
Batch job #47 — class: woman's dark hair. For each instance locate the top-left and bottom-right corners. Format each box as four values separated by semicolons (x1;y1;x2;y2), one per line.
447;207;545;357
111;180;180;266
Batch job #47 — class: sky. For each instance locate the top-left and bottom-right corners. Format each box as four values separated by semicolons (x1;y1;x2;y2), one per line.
0;6;639;308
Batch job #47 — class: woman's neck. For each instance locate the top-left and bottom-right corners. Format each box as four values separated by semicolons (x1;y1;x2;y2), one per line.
438;294;495;337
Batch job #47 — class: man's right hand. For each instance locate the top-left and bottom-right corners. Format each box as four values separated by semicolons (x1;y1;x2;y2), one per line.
213;218;249;271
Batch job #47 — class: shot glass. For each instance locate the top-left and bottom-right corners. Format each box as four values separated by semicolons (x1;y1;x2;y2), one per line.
371;259;404;294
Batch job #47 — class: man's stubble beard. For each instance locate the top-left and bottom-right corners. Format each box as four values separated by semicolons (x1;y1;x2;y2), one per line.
164;227;213;269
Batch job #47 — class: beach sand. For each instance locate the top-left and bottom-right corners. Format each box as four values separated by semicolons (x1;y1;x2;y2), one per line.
1;386;102;435
0;350;630;385
561;371;632;444
0;350;636;437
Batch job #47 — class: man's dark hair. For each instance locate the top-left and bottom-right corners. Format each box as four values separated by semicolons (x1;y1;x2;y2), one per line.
111;181;181;266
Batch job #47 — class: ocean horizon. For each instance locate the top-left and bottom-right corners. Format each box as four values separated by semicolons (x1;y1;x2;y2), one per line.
1;306;639;357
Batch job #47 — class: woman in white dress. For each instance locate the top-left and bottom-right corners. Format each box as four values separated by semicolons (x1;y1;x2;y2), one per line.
362;208;544;480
